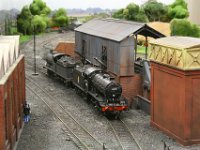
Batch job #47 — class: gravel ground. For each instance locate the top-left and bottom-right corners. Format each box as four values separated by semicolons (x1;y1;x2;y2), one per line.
16;31;200;150
16;86;79;150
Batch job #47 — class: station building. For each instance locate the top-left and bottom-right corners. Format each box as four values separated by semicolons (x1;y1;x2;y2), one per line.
0;36;25;150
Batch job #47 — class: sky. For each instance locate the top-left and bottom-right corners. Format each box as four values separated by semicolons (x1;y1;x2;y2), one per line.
0;0;174;10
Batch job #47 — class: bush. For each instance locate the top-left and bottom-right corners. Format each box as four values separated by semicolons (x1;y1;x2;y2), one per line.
170;19;200;37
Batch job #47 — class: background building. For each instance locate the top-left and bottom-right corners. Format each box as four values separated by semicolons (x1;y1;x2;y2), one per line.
187;0;200;25
0;36;25;150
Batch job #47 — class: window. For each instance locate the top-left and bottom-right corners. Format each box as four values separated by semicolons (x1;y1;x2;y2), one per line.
82;40;86;57
101;45;107;66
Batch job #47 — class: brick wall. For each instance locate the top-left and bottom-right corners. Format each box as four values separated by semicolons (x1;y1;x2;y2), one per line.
0;85;6;150
55;42;75;57
113;74;143;107
0;55;25;150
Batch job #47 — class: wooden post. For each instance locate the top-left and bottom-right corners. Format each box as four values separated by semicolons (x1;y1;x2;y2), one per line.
135;34;138;60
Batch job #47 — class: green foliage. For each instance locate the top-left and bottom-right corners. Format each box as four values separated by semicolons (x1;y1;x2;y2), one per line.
135;9;149;22
29;0;51;15
41;14;51;27
52;8;69;27
17;6;33;35
170;19;200;37
32;15;47;33
124;3;140;20
143;0;168;21
137;45;146;54
4;18;13;35
168;0;189;19
17;0;52;35
20;35;32;43
170;0;187;9
112;3;148;22
112;9;124;19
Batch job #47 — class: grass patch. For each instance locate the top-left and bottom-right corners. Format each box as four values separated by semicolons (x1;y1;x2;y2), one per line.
137;45;148;54
20;35;32;43
10;27;18;34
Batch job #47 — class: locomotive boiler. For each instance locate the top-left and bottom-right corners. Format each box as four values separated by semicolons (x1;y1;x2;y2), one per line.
73;65;128;114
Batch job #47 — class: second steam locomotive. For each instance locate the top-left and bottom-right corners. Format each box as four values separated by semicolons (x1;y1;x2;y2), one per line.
44;50;128;115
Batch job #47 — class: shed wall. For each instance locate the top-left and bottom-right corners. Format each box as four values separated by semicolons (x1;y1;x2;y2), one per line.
75;31;121;75
75;32;82;55
75;31;135;76
120;37;135;76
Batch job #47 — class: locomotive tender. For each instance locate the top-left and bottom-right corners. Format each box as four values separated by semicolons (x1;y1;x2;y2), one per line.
44;50;128;115
44;50;76;82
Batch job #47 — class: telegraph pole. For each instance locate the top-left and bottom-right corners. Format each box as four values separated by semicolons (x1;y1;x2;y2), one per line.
32;25;39;76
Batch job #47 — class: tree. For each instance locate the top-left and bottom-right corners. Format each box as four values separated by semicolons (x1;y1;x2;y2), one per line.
170;19;200;37
112;3;148;22
168;0;189;19
52;8;69;27
17;0;51;35
170;0;187;9
29;0;51;15
143;0;168;21
123;3;140;20
17;6;33;35
32;15;47;33
112;9;124;19
135;9;149;22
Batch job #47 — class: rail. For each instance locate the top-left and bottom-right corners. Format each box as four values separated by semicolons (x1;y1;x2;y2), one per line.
26;74;103;150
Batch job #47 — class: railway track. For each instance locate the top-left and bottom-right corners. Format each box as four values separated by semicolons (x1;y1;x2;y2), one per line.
26;62;142;150
108;119;142;150
26;75;103;150
24;35;141;150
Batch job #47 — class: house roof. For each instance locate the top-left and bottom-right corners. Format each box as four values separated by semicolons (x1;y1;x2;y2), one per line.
75;18;165;42
150;36;200;49
0;35;20;79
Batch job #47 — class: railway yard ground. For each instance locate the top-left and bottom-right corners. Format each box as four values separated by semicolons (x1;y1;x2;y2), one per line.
16;31;200;150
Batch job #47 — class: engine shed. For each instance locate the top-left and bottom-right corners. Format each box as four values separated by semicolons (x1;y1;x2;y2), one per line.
75;18;165;104
0;36;25;150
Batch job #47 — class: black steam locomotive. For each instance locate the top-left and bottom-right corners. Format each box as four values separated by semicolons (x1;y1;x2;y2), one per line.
44;50;128;115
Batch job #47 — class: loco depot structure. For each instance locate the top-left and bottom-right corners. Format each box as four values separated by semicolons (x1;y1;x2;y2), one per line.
0;36;25;150
75;18;165;104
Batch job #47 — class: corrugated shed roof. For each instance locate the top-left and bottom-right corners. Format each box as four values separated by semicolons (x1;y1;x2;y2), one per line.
0;36;20;80
75;18;145;42
150;36;200;49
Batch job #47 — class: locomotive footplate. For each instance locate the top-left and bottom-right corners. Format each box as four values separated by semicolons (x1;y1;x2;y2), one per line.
88;91;128;112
